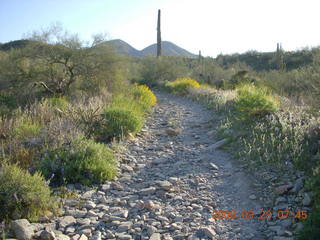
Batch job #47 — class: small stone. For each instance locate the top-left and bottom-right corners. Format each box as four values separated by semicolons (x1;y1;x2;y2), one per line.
79;234;88;240
65;209;87;218
112;209;129;218
71;234;80;240
116;233;132;240
117;222;132;232
210;139;228;150
145;225;157;236
165;128;181;136
197;227;216;239
149;233;161;240
58;216;76;228
122;165;134;172
65;200;78;207
207;130;215;136
139;187;156;195
105;230;115;238
302;193;312;206
111;182;124;191
275;185;293;195
249;194;257;200
155;180;173;191
90;231;102;240
11;219;34;240
55;233;70;240
143;200;156;210
77;218;91;226
82;201;96;210
275;197;287;205
209;163;219;170
292;178;304;193
81;190;96;199
86;210;98;217
40;230;55;240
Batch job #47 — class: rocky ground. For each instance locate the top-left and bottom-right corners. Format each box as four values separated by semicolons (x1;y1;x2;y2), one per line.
9;92;311;240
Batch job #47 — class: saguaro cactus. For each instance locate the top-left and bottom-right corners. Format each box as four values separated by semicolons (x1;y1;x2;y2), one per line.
276;42;285;71
157;9;161;57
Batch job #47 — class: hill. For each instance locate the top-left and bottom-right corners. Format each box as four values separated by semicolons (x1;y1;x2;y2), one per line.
94;39;142;57
0;39;35;51
141;41;196;57
96;39;196;58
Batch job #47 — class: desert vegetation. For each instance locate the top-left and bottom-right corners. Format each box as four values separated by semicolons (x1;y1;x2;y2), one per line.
0;26;157;223
1;23;320;239
144;51;320;239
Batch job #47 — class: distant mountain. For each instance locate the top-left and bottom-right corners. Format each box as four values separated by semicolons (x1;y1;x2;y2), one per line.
0;39;34;51
0;38;196;58
95;39;142;57
141;41;196;57
96;39;196;58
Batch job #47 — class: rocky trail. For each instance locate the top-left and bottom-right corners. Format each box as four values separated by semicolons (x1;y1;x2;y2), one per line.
13;92;305;240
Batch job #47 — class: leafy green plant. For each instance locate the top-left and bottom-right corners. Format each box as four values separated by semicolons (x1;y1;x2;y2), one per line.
235;84;279;119
47;96;69;109
0;163;57;222
164;78;200;95
39;138;117;186
97;108;143;141
12;120;42;140
133;84;157;109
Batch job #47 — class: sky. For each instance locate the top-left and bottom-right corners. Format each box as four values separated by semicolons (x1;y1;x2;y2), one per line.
1;0;320;57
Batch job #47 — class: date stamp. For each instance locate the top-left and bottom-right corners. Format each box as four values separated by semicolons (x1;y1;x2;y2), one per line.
212;209;308;220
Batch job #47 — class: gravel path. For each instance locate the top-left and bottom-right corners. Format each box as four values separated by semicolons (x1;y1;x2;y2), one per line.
43;92;274;240
94;92;268;239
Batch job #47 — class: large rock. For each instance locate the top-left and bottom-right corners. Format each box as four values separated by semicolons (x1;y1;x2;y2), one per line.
11;219;34;240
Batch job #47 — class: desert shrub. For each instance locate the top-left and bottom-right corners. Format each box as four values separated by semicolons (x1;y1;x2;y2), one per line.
47;97;69;109
133;84;157;109
110;95;145;116
96;108;143;141
39;138;117;186
235;84;279;119
0;163;57;221
12;120;42;140
189;87;236;112
0;92;17;109
164;78;200;95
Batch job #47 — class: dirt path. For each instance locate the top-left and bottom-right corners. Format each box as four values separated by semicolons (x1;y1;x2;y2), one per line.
58;92;271;240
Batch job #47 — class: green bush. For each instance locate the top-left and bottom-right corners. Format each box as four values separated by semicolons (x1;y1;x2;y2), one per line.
133;84;157;110
96;108;143;141
39;138;117;186
0;164;57;221
164;78;200;95
235;84;279;119
12;120;42;140
47;97;69;109
110;95;145;116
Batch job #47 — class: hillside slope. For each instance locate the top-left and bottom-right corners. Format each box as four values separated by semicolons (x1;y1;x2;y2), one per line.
141;41;196;57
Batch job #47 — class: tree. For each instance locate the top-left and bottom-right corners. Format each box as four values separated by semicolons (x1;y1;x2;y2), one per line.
0;25;120;97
